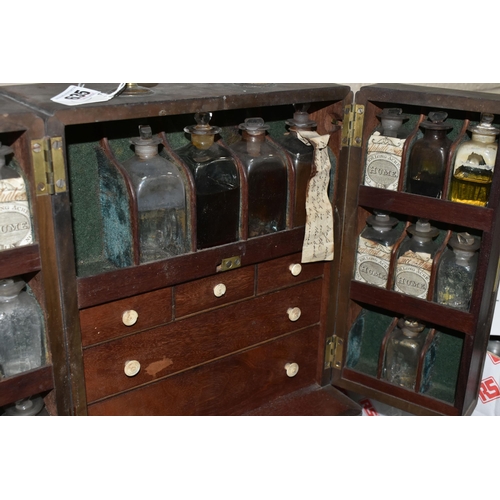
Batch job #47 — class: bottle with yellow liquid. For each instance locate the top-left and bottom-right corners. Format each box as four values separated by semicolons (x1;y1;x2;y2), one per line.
449;113;500;207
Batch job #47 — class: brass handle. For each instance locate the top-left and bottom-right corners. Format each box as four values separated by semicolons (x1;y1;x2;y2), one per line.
287;307;301;322
122;309;138;326
289;263;302;276
285;362;299;377
124;360;141;377
213;283;227;297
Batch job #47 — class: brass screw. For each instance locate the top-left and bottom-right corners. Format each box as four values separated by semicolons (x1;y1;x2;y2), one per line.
32;143;41;153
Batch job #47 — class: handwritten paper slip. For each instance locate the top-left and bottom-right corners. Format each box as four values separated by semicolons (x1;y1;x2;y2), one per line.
296;131;333;263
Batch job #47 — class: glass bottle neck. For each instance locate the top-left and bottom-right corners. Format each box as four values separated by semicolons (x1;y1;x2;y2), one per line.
471;133;496;144
424;129;448;140
135;145;159;159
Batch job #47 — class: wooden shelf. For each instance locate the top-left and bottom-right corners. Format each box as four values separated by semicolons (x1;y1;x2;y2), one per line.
0;244;41;280
0;364;54;408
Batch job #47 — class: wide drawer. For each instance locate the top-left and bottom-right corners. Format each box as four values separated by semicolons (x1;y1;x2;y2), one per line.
80;287;173;347
87;325;321;415
257;252;326;294
174;265;255;318
83;278;323;403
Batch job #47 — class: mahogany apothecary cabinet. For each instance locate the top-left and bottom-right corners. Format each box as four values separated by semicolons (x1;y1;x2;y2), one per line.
1;83;499;416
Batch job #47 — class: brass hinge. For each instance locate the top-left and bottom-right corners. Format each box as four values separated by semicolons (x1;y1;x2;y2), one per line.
216;255;242;273
341;104;365;148
324;335;344;369
32;137;67;196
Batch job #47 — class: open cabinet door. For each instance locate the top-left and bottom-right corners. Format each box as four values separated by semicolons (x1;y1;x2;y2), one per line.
330;84;500;416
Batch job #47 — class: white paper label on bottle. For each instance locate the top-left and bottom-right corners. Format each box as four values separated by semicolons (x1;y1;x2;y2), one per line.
296;131;333;263
394;250;432;299
50;84;126;107
354;237;393;287
364;132;406;191
0;178;32;249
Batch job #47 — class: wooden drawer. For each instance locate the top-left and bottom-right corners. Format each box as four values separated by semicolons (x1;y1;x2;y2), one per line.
175;265;255;318
257;252;326;294
87;325;321;415
80;287;173;347
83;278;323;402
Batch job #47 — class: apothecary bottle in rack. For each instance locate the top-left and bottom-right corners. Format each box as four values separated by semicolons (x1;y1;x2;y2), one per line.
449;113;500;207
230;117;288;237
407;111;453;198
382;317;427;390
353;212;401;288
393;219;440;299
0;278;44;378
177;112;240;249
435;232;480;311
0;142;33;250
276;104;316;226
364;108;408;191
122;125;188;263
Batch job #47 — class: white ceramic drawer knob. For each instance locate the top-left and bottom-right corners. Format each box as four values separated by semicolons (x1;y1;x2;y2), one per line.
285;362;299;377
289;263;302;276
122;309;138;326
287;307;301;322
213;283;227;297
124;360;141;377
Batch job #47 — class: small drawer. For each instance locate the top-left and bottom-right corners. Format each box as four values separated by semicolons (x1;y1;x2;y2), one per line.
80;287;173;347
83;278;322;403
257;252;326;294
175;265;255;318
87;325;321;415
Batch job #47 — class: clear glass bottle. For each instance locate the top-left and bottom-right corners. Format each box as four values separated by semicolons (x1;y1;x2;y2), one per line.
0;142;33;250
354;212;401;288
435;232;480;311
276;104;316;226
177;112;240;249
383;317;427;390
2;396;46;416
122;125;188;263
394;219;440;299
449;113;500;207
0;278;44;377
230;117;288;237
407;111;453;198
364;108;408;191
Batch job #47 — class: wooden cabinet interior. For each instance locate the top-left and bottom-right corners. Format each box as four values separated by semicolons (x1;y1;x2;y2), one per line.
1;83;499;416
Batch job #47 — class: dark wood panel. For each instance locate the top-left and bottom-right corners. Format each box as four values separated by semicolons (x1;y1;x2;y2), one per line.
0;84;350;125
257;252;326;294
87;326;321;416
80;287;173;347
358;186;494;232
244;384;361;416
77;227;306;309
83;279;323;402
349;280;476;335
0;365;53;407
0;244;40;280
175;265;255;318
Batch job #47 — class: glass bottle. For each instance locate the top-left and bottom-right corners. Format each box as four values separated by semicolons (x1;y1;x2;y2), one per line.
383;317;427;390
364;108;408;191
449;113;500;207
354;212;401;288
122;125;188;263
0;278;44;377
2;396;46;416
0;142;33;250
230;117;288;237
435;232;480;311
276;104;316;226
407;111;453;198
394;219;440;299
177;112;240;249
